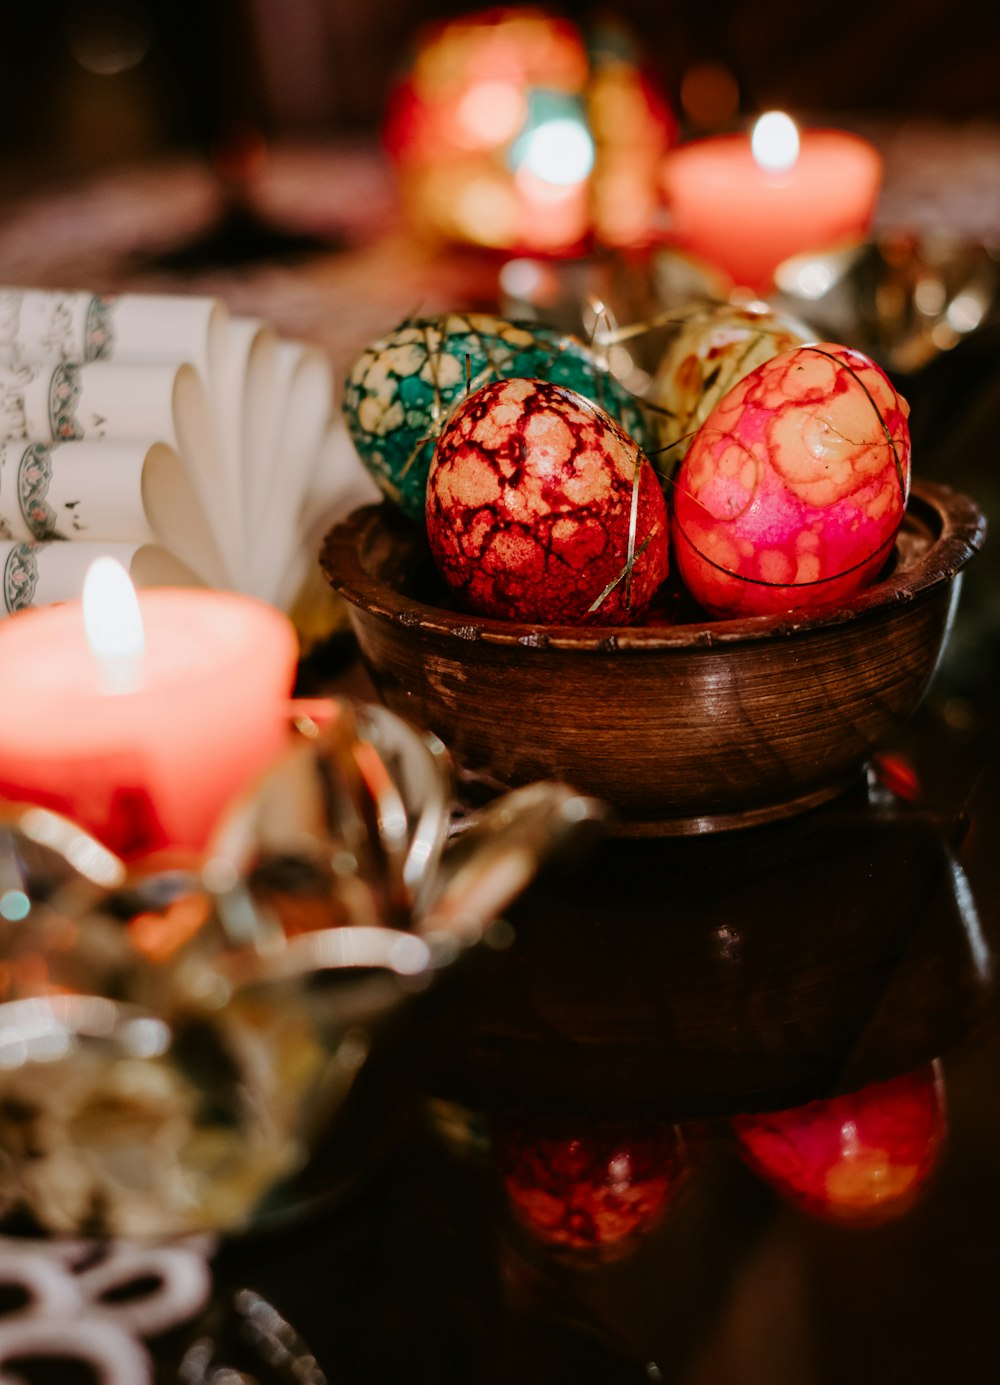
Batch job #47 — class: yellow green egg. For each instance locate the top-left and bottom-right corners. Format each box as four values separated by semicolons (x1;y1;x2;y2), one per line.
648;301;814;468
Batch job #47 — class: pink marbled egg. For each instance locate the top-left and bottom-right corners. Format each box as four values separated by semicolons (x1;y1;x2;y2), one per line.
732;1062;946;1225
426;377;668;624
670;342;911;618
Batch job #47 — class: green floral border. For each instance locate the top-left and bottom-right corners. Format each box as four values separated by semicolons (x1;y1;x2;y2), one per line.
84;295;116;362
4;542;39;613
48;362;82;441
17;442;57;539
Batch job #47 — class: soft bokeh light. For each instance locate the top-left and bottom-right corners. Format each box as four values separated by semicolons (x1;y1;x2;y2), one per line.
947;289;987;331
679;61;741;130
512;115;595;184
785;259;837;299
456;79;526;147
0;890;31;922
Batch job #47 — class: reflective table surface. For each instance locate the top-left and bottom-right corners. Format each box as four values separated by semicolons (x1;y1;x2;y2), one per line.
1;125;1000;1383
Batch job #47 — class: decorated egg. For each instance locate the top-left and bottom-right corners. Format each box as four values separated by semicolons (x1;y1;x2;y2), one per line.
648;300;813;464
492;1116;687;1257
342;312;652;521
426;376;668;624
670;341;911;617
732;1062;946;1225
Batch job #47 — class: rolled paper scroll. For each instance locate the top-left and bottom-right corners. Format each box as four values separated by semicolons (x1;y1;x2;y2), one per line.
0;286;369;617
0;539;201;615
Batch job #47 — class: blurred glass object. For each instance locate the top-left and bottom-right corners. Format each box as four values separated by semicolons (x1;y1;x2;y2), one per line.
382;6;676;255
771;233;1000;373
498;227;1000;390
0;698;605;1237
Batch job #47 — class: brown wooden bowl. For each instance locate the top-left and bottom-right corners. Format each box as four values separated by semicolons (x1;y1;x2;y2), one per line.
320;479;986;834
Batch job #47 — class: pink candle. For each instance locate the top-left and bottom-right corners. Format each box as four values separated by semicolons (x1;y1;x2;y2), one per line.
662;114;882;294
0;579;298;861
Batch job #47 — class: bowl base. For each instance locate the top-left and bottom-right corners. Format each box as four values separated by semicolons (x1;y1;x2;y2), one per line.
606;772;863;837
453;762;866;837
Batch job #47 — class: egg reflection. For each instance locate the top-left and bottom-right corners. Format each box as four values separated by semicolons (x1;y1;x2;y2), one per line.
492;1116;690;1260
731;1060;947;1224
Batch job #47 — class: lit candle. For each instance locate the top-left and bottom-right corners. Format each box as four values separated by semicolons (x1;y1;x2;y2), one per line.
0;563;298;860
662;111;882;294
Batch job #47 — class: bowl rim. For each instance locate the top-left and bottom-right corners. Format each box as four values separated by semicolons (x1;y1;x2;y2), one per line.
321;478;987;653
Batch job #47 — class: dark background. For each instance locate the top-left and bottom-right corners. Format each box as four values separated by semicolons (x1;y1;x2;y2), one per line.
3;0;1000;196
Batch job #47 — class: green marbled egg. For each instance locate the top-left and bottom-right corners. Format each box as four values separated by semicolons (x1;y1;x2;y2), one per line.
342;312;653;521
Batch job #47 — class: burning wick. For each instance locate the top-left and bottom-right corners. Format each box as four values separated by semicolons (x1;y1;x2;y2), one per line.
83;556;145;695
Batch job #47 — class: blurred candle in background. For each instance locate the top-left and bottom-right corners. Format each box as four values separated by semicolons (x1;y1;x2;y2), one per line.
382;7;676;255
662;111;883;293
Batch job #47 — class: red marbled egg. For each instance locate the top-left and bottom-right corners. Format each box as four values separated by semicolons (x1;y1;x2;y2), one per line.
732;1061;946;1225
426;377;668;624
492;1117;688;1256
670;342;911;618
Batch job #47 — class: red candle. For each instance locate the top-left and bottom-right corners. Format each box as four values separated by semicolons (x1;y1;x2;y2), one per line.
0;564;298;860
663;112;882;294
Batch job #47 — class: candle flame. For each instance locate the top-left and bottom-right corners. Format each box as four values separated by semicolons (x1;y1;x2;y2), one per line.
751;111;799;173
83;556;145;694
